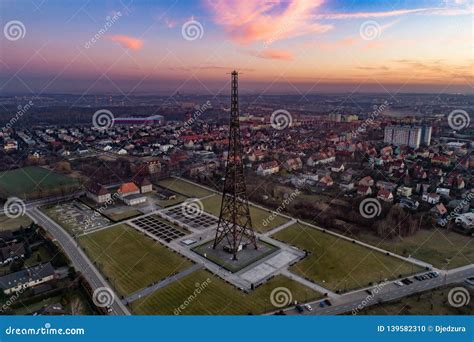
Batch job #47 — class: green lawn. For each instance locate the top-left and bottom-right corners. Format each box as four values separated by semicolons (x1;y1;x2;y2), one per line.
356;229;473;269
78;224;192;297
131;270;322;315
102;208;142;222
201;195;289;233
0;166;79;198
157;178;214;198
0;214;32;231
156;194;187;208
272;222;421;293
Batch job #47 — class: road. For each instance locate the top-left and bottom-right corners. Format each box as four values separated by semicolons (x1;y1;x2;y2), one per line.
27;206;131;316
280;264;474;315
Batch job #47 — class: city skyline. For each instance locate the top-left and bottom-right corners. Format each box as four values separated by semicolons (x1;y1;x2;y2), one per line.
1;0;473;94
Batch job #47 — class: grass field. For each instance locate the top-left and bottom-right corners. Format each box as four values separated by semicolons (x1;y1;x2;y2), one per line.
131;270;322;315
78;224;193;296
156;194;186;208
272;222;421;292
201;195;289;233
157;178;214;198
103;208;142;222
0;166;78;198
355;229;473;269
0;214;32;231
358;284;473;315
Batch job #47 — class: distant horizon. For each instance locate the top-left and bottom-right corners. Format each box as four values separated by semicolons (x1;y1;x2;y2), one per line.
1;0;472;95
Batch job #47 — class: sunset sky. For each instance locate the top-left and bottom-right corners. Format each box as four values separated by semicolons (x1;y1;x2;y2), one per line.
0;0;473;94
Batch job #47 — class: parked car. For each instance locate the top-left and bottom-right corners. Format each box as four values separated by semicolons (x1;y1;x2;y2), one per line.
319;299;332;308
304;304;313;311
394;281;404;287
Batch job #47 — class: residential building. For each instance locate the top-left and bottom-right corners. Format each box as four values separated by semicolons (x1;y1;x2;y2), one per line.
86;183;111;204
384;125;422;149
256;161;280;176
0;263;56;295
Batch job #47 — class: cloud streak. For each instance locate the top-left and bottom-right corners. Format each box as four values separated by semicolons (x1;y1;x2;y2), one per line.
107;35;144;50
206;0;332;45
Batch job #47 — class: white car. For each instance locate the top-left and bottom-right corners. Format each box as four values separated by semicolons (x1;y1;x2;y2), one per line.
304;304;313;311
394;281;404;287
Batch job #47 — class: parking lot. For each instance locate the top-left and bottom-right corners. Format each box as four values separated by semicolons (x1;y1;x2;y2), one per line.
159;205;218;230
131;215;188;242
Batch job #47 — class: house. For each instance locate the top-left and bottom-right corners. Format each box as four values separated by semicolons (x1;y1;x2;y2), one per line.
283;157;303;171
397;186;412;197
377;188;393;202
376;181;397;192
436;187;450;197
118;182;140;196
341;169;357;182
319;175;334;187
433;203;448;216
256;161;280;176
454;213;474;230
359;176;374;187
118;182;146;206
357;185;372;196
339;182;355;192
422;192;440;204
86;183;111;204
330;163;345;173
0;262;56;295
431;155;450;167
135;178;153;194
248;150;266;162
0;242;25;265
306;152;335;166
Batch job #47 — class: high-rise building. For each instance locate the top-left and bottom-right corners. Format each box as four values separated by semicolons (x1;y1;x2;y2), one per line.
420;125;432;146
384;125;423;148
329;113;341;122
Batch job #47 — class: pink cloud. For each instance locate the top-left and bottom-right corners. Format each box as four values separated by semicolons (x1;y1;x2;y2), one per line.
107;35;144;50
252;49;294;61
206;0;332;45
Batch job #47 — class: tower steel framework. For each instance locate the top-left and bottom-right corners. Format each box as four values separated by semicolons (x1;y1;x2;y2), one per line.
213;71;257;260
